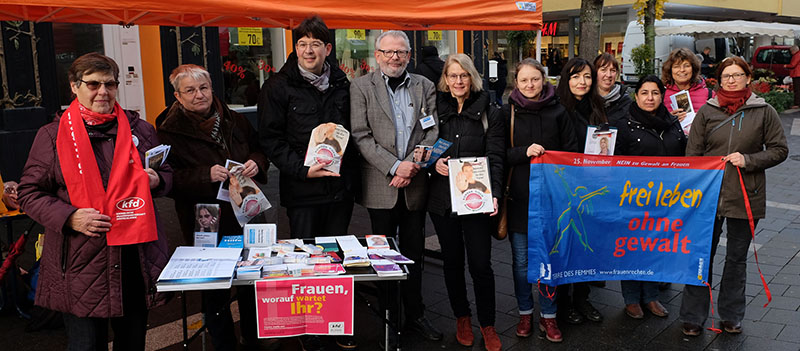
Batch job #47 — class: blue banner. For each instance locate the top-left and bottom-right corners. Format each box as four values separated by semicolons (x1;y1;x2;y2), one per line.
528;151;725;286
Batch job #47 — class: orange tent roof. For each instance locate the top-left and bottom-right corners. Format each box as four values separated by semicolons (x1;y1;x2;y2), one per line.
0;0;542;30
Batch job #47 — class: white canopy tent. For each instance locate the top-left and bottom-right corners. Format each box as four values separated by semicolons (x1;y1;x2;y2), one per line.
655;20;800;39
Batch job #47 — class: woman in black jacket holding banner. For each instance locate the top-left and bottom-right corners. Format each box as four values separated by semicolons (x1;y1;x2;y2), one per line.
428;53;505;350
503;58;579;342
613;75;686;319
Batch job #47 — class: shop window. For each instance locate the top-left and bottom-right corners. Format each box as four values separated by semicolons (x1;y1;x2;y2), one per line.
335;29;380;80
220;27;278;107
421;31;454;59
53;23;104;108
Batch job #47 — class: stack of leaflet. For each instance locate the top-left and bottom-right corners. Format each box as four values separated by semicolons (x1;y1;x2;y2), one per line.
235;247;272;279
368;249;414;264
337;235;370;267
370;259;404;277
157;246;242;291
315;236;338;252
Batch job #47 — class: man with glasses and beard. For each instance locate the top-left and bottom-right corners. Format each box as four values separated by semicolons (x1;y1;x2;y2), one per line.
350;30;442;347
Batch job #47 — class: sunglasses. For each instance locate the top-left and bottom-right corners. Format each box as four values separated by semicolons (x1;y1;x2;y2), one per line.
78;79;120;90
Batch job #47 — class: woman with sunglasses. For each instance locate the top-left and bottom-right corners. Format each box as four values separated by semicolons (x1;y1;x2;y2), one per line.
679;56;787;336
17;53;172;350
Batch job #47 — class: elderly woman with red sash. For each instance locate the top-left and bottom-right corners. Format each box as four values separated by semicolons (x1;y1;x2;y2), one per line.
17;53;172;350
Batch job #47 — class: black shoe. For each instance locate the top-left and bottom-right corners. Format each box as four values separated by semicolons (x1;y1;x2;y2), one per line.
408;316;443;341
577;300;603;322
681;322;702;337
335;336;357;350
300;335;326;351
721;321;742;334
564;307;584;324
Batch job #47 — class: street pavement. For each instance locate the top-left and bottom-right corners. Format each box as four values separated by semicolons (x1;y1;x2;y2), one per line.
2;110;799;350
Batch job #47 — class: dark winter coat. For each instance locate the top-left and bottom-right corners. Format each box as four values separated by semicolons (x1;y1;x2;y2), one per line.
428;90;505;216
258;52;359;208
613;104;686;157
415;47;445;85
157;97;269;244
18;110;172;318
604;83;633;125
503;90;579;234
686;93;788;219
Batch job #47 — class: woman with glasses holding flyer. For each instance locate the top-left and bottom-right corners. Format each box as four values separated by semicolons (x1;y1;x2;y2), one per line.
613;75;686;319
17;53;172;350
679;57;787;337
504;58;579;342
428;53;505;351
157;64;269;350
555;57;607;326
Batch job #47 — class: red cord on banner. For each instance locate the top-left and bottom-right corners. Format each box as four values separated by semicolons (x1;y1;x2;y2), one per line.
736;167;772;307
703;281;722;334
537;280;556;301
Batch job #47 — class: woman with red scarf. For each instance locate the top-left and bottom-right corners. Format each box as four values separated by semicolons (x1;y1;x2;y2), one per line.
679;56;787;337
17;53;172;350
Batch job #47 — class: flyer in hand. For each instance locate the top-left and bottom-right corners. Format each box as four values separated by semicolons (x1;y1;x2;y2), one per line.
145;144;170;169
228;163;272;227
584;126;618;156
303;123;350;174
216;159;243;202
420;138;452;168
669;90;695;135
448;157;494;215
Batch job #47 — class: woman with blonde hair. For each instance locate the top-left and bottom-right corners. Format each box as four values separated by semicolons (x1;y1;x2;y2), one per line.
428;53;505;351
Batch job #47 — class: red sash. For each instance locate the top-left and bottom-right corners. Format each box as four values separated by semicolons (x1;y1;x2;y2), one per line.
56;99;157;246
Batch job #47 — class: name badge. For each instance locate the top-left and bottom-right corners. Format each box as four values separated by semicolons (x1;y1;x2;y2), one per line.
420;115;435;130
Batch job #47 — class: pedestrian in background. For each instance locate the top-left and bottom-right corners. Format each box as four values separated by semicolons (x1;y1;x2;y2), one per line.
785;45;800;109
416;45;445;85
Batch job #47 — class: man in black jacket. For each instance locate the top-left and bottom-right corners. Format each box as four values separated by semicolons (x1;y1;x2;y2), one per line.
258;16;358;239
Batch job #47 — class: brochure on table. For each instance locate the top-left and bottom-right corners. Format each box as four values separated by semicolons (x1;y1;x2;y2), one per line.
157;246;242;292
194;203;220;247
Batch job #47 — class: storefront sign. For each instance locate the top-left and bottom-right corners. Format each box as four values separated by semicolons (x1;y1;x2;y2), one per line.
427;31;443;41
346;29;366;41
542;22;558;36
527;151;724;287
238;27;263;46
255;276;354;338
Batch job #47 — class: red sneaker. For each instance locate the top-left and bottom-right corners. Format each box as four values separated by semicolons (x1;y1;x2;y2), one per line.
516;314;532;337
480;326;502;351
456;316;474;347
539;317;563;343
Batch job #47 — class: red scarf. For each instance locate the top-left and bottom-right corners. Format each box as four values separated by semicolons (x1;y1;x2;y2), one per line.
716;88;750;115
78;104;116;125
56;99;157;246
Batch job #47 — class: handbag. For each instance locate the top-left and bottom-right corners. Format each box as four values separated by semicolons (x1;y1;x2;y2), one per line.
494;106;515;240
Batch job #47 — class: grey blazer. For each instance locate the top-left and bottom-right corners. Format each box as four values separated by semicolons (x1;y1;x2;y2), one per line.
350;71;439;210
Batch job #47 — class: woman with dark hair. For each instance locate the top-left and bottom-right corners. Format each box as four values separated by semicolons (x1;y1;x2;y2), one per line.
680;56;787;336
613;75;685;319
557;57;608;146
428;53;504;350
662;48;713;130
555;57;606;325
17;53;172;350
594;53;632;125
503;58;579;342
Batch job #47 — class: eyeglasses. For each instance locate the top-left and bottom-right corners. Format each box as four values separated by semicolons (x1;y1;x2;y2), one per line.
377;49;410;59
720;72;747;81
179;85;211;96
78;79;119;90
447;73;470;82
296;40;325;51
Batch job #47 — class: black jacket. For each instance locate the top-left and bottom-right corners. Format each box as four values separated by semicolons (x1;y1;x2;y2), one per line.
605;84;633;125
257;52;359;207
416;54;445;85
613;104;686;157
428;90;505;216
503;94;579;234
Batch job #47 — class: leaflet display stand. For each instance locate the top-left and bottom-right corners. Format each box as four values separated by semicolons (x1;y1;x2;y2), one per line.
160;237;407;351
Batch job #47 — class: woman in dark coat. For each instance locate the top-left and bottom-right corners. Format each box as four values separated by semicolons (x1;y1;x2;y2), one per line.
428;53;504;351
594;53;632;125
157;64;269;350
18;53;172;350
555;57;607;325
504;58;579;343
614;75;686;319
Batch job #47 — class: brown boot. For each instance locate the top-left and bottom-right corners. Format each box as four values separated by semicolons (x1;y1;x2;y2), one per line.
480;326;502;351
625;303;644;319
516;314;532;337
538;317;563;343
646;301;668;317
456;316;474;347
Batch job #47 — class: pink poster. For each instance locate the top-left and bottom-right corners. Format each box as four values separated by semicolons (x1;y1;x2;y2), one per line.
255;276;354;338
